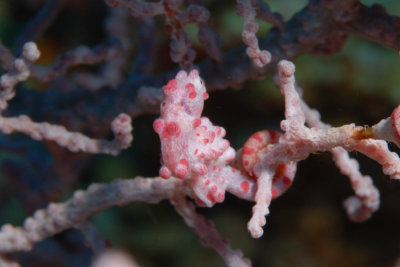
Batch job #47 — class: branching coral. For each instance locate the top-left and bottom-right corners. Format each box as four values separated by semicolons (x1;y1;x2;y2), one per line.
1;0;400;266
152;60;400;241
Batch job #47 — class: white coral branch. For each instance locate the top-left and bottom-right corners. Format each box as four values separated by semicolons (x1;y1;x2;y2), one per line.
0;177;181;253
0;113;133;155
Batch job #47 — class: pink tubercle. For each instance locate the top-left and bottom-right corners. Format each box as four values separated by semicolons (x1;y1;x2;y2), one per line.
175;158;189;178
192;118;201;129
163;79;177;93
185;83;195;90
175;163;188;178
167;122;180;137
153;119;164;134
241;181;250;194
189;91;197;99
159;166;171;179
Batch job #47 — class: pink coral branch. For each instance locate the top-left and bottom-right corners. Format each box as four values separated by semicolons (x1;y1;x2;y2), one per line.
237;0;271;68
354;140;400;179
0;113;133;155
246;60;400;237
151;61;400;241
246;169;274;238
296;86;381;222
332;147;380;222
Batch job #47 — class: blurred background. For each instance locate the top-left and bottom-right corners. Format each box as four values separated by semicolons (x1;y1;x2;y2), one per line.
1;0;400;266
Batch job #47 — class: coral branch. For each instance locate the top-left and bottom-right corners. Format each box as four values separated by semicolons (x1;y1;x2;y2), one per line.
77;221;108;254
75;7;133;90
106;0;211;69
237;0;271;67
252;0;283;29
9;2;400;129
297;84;381;223
0;42;40;111
247;169;274;239
332;147;380;222
244;60;400;236
346;4;400;50
14;0;66;53
3;1;400;265
0;257;20;267
0;113;133;155
0;41;15;71
0;177;180;253
31;41;122;83
91;249;140;267
171;195;252;267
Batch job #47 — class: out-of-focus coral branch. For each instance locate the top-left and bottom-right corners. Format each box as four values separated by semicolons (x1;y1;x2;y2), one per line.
346;3;400;49
31;41;122;83
171;195;252;267
14;0;66;54
77;221;108;254
0;41;15;71
9;2;400;130
105;0;212;69
0;177;181;253
74;7;134;90
0;257;20;267
91;249;140;267
130;17;158;75
188;0;223;62
0;42;40;111
252;0;283;29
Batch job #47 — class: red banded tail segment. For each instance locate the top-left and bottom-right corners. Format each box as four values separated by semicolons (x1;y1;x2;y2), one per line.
242;130;280;176
242;130;297;199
